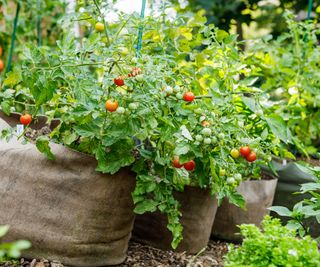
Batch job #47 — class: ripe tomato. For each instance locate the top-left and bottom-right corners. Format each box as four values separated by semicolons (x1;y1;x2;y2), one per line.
183;160;196;171
0;46;3;57
183;91;195;102
0;59;4;72
246;152;257;162
20;114;32;125
114;77;125;86
105;100;118;112
201;121;210;127
240;146;251;157
172;157;182;168
230;149;240;159
95;22;105;32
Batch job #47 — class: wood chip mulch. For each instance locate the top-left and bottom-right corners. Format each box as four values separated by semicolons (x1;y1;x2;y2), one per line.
0;240;230;267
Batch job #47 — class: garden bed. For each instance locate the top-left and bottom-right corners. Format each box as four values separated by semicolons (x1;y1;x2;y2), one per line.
0;240;230;267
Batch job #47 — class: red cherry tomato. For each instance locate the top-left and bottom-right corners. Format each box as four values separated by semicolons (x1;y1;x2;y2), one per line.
246;152;257;162
172;157;182;168
183;160;196;171
105;100;119;112
240;146;251;157
114;77;125;86
183;91;195;102
20;114;32;125
0;59;4;72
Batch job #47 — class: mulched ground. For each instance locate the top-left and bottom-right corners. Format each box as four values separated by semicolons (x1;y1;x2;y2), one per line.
0;240;230;267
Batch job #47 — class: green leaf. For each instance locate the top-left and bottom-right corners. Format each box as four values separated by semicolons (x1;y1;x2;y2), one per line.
95;138;135;174
134;199;158;214
265;114;292;143
63;132;77;145
36;136;55;160
1;101;11;115
174;143;189;155
4;69;22;87
269;206;292;217
241;96;260;113
0;225;9;238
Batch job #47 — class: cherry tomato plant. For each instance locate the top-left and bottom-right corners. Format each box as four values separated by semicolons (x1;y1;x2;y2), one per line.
0;3;287;248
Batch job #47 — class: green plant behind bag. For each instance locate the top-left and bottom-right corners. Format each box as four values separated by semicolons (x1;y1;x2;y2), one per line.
224;216;320;267
0;225;31;263
246;12;320;157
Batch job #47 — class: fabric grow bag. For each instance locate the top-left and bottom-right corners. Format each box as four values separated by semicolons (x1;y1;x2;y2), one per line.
212;178;278;242
132;186;218;253
0;116;135;266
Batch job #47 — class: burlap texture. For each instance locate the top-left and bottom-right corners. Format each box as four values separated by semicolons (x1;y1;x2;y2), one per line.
133;187;218;253
0;116;135;266
212;179;278;242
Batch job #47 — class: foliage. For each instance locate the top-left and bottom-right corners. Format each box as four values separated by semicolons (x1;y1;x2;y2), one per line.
0;2;286;248
246;12;320;157
270;163;320;240
0;0;66;79
0;225;31;263
224;216;320;267
172;0;313;38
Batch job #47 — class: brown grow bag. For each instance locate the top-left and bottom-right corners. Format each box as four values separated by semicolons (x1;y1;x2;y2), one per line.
0;114;135;266
132;186;218;253
212;178;278;242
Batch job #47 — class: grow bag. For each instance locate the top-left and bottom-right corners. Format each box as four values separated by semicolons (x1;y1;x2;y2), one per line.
132;186;218;253
0;115;135;266
268;161;320;237
212;178;278;242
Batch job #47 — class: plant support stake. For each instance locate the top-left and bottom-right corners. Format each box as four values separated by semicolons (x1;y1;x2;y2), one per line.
6;2;20;73
307;0;312;20
136;0;146;57
37;0;42;46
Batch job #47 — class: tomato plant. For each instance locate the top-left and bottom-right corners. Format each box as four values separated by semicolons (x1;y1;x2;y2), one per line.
246;12;320;158
0;3;288;249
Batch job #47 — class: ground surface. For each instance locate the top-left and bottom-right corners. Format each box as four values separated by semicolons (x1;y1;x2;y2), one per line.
0;240;229;267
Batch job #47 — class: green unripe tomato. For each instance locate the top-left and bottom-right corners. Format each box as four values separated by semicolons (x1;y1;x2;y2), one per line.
219;169;226;176
227;177;235;185
195;134;203;142
176;92;183;99
164;86;173;95
201;128;212;136
194;108;202;115
135;74;144;82
116;107;125;114
211;136;217;144
174;85;181;93
128;103;138;110
218;133;225;139
203;138;211;145
234;173;242;181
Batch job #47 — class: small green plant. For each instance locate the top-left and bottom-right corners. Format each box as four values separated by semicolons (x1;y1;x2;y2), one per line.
270;163;320;240
0;225;31;263
224;216;320;267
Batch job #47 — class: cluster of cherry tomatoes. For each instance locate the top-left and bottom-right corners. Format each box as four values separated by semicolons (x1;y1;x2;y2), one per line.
172;156;196;172
230;146;257;162
114;67;142;87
